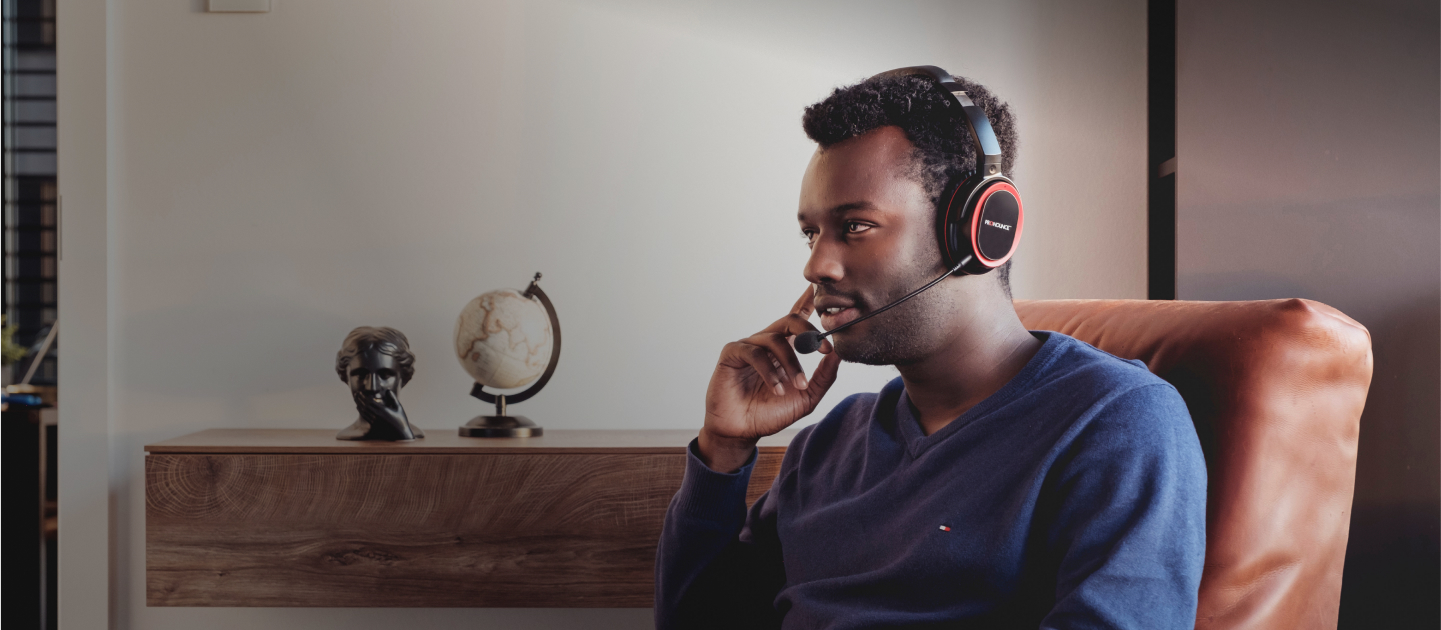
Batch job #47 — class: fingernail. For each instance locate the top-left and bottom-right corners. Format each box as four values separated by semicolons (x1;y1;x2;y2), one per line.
794;373;808;389
774;382;785;396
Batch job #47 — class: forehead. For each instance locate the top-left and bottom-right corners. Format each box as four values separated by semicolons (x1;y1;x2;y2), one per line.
350;348;398;370
798;126;925;220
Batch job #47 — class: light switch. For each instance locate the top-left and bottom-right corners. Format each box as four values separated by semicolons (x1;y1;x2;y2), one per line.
208;0;270;12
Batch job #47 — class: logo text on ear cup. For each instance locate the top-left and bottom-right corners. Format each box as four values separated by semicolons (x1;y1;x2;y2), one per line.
983;219;1012;231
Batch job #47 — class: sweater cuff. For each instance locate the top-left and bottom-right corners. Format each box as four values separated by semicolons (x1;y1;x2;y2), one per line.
672;437;757;523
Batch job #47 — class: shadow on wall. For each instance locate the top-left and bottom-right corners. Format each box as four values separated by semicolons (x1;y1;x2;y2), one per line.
1176;273;1317;305
1335;294;1441;628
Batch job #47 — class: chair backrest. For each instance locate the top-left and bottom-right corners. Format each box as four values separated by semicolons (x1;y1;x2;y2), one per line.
1015;298;1372;630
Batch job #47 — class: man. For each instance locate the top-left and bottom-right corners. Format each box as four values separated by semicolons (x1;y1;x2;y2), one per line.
655;70;1207;628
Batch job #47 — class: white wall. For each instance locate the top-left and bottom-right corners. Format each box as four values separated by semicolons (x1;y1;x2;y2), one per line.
60;1;1147;627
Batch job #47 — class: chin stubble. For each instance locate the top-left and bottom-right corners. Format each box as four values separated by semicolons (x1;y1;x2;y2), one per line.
833;265;955;366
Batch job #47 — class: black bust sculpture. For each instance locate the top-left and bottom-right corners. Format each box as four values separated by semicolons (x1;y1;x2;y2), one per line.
334;326;424;441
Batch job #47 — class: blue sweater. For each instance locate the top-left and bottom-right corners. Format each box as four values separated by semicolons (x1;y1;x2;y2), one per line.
656;332;1207;629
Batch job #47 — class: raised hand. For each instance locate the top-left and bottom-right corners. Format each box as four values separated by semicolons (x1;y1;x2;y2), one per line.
699;286;842;472
354;389;416;441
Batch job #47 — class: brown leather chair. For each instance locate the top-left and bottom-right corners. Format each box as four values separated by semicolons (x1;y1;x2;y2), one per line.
1015;299;1372;630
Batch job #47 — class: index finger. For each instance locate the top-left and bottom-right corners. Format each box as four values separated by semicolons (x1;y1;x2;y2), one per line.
791;284;816;319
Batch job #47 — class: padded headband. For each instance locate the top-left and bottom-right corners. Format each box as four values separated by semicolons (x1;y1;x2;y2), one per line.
870;66;1004;175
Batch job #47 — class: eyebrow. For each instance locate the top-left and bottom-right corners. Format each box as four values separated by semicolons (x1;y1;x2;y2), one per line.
798;201;877;221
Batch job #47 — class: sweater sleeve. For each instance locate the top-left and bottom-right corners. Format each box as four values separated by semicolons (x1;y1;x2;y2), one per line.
654;438;786;630
1041;384;1208;630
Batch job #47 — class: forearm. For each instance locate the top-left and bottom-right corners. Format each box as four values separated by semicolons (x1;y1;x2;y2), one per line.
656;439;782;630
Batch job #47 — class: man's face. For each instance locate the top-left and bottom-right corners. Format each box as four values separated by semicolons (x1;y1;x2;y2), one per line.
798;126;951;365
347;349;400;403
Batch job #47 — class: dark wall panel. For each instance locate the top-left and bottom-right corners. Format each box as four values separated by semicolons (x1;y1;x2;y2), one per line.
1176;0;1439;626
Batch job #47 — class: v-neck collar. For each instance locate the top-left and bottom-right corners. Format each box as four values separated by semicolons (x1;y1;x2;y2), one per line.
893;331;1060;459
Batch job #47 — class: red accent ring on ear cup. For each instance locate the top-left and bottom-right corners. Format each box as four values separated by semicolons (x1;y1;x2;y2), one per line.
968;181;1024;267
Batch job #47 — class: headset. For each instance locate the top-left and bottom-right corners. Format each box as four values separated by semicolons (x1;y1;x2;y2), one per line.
874;65;1025;275
794;66;1024;355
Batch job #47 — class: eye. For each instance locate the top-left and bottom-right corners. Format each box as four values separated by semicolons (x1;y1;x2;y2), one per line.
845;221;872;235
800;229;817;246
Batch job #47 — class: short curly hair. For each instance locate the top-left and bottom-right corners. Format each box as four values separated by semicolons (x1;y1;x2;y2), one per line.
335;326;416;387
801;72;1018;295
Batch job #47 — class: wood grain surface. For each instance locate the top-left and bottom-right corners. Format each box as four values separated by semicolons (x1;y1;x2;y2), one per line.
147;447;785;607
146;428;799;454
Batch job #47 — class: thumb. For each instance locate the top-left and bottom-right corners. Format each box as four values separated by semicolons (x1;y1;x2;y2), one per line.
805;352;842;406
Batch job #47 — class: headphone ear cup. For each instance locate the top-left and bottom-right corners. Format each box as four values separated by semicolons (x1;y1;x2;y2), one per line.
961;179;1023;275
938;176;1024;276
937;172;979;272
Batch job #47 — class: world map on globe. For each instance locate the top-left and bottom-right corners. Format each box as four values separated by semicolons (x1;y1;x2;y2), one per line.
453;289;554;390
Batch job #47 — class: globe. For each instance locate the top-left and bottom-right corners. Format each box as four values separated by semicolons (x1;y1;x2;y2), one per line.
453;288;554;390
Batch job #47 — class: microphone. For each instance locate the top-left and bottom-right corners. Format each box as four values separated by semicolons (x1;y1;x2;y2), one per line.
794;330;825;354
794;256;970;355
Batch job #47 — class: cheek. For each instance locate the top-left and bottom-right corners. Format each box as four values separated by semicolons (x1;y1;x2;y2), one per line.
909;213;944;261
872;229;941;279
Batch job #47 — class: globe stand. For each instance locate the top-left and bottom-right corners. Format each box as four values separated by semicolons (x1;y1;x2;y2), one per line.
459;273;561;438
460;394;543;437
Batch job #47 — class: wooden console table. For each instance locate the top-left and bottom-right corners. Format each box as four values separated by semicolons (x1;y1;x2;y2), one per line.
145;429;792;607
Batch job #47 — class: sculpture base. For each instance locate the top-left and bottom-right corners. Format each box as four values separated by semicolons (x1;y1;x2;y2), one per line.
459;415;543;438
335;418;424;441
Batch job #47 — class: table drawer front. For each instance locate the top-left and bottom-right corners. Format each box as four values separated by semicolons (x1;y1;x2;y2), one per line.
146;451;780;607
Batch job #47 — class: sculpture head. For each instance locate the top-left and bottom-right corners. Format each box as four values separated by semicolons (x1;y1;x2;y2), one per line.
335;327;416;401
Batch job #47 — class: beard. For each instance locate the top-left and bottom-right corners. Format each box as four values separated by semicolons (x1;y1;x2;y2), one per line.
828;260;955;366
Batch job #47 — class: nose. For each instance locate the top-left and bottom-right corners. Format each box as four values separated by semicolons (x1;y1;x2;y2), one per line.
803;234;845;286
366;373;380;392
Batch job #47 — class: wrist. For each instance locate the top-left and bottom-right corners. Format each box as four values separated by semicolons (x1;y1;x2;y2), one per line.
697;428;759;474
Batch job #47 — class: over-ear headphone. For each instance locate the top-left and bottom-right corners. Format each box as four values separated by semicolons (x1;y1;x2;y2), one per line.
872;66;1024;276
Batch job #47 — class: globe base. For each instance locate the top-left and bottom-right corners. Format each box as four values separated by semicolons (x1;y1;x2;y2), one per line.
459;415;543;438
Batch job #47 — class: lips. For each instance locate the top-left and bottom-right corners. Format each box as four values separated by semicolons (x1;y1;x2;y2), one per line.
815;294;862;331
819;306;860;331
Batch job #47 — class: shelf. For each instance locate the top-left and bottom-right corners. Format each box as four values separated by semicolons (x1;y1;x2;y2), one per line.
145;428;791;608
